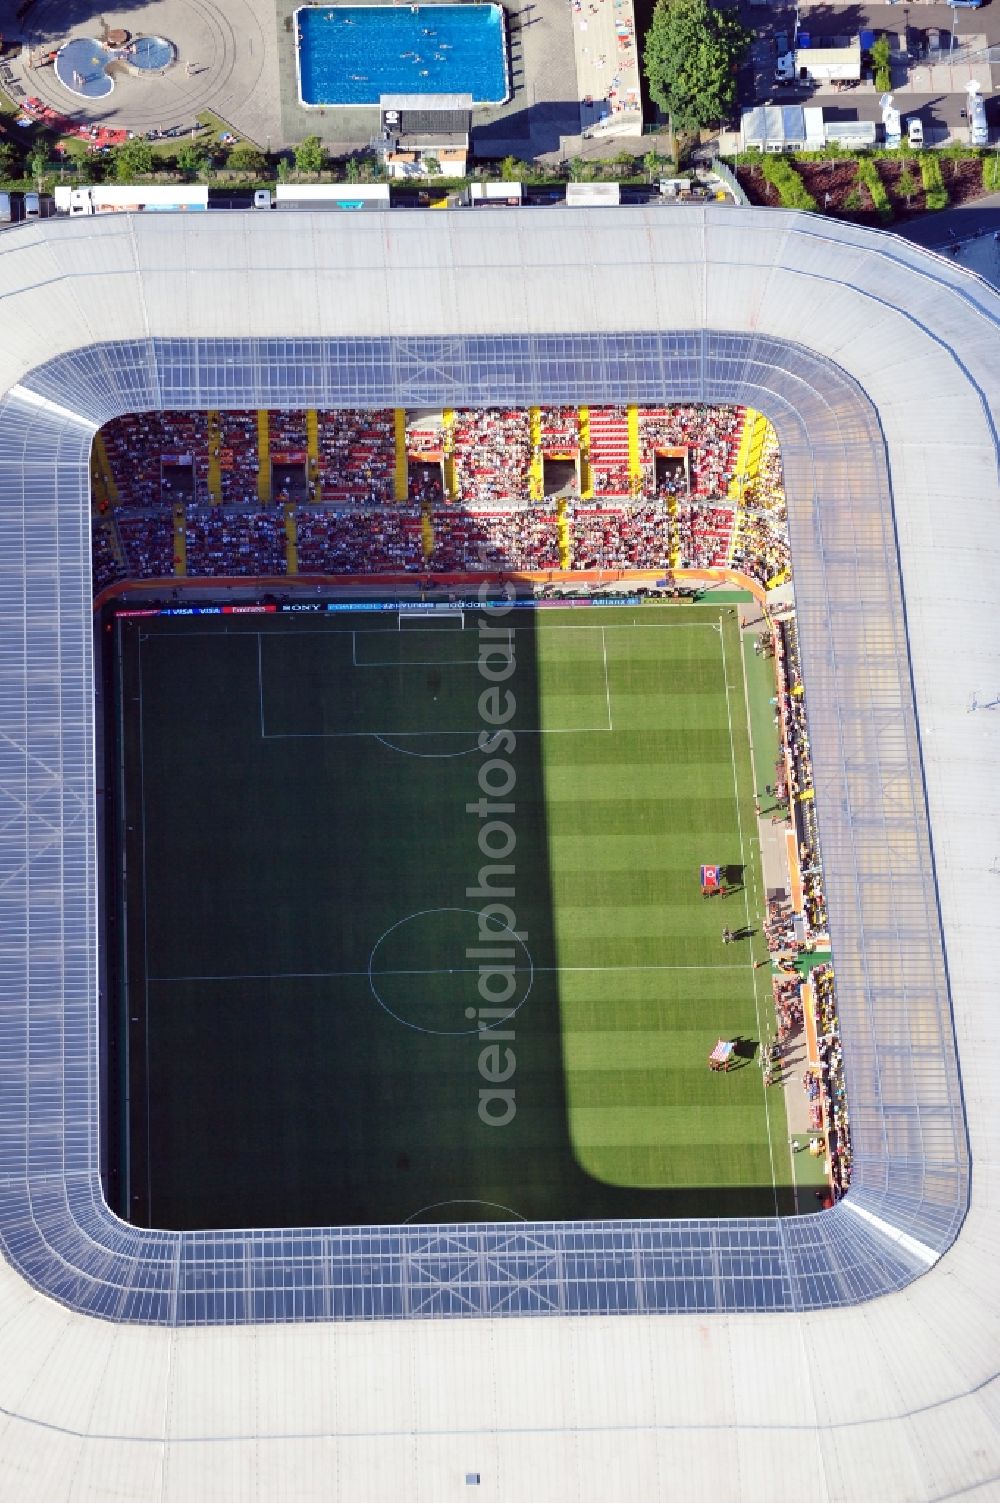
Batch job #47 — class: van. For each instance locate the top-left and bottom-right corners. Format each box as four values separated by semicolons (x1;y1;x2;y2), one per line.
252;188;272;210
906;117;924;149
23;191;41;218
0;192;11;224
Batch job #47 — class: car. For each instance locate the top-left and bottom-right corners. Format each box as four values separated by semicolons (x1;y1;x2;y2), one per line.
253;189;272;210
907;117;924;148
774;30;791;56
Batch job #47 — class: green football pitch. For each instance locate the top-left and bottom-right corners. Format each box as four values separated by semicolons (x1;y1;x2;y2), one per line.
111;603;793;1230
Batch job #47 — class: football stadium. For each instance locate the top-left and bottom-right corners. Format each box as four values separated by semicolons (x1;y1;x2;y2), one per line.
0;207;995;1500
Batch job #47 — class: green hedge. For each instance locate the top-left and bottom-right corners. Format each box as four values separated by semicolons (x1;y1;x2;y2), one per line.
856;157;893;222
984;154;1000;193
759;155;817;212
919;153;949;211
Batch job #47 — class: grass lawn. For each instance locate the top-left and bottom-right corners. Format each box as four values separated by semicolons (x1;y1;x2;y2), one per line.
112;604;791;1230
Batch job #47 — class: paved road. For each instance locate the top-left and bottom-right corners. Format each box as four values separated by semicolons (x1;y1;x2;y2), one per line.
893;186;1000;239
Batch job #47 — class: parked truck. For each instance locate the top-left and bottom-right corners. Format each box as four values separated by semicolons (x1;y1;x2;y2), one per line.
775;38;862;85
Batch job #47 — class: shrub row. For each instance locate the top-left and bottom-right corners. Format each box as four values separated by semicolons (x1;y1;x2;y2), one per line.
759;155;817;212
919;153;949;212
855;157;893;223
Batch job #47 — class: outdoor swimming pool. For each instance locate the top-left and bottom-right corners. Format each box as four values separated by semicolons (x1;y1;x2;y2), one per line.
295;4;508;107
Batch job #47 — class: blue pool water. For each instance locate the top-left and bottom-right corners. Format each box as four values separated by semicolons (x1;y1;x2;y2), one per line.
296;4;508;107
130;35;176;71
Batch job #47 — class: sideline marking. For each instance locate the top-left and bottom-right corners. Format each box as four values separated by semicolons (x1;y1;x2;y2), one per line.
720;614;780;1217
601;628;613;731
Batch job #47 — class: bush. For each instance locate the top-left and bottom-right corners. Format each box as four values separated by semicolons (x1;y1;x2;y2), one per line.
984;154;1000;193
856;157;892;222
0;140;22;181
227;143;267;176
294;135;327;175
176;144;209;181
759;154;816;212
114;137;154;182
919;153;949;211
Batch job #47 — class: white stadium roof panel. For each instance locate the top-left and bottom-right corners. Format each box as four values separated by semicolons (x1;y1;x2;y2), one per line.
0;205;995;1499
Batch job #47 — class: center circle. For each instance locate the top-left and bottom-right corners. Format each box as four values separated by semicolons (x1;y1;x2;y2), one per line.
367;906;533;1036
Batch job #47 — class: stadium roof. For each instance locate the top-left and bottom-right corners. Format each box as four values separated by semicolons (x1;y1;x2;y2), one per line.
0;207;997;1500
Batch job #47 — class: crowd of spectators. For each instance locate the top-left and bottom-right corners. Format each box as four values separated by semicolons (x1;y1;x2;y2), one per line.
810;963;851;1195
317;409;395;504
729;427;790;586
92;522;122;594
185;510;287;577
452;409;532;503
640;405;745;497
92;404;799;588
295;507;423;573
570;502;669;570
217;413;261;505
101;411;210;507
116;512;176;579
270;409;308;455
431;508;561;572
539;406;579;450
673;500;734;569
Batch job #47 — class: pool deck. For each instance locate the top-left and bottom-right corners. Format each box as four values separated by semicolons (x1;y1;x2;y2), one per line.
4;0;641;157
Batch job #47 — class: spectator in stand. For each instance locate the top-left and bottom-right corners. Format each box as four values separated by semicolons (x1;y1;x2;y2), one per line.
452;408;531;504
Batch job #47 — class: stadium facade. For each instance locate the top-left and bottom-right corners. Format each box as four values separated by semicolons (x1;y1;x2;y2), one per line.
0;207;996;1500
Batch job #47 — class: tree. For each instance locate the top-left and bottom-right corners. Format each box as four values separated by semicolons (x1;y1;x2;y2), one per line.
228;142;266;176
345;155;362;184
897;165;918;207
0;140;20;181
643;0;750;145
114;137;154;182
176;143;209;180
871;35;892;95
27;143;48;183
643;148;665;181
294;135;327;175
422;155;441;176
500;154;522;182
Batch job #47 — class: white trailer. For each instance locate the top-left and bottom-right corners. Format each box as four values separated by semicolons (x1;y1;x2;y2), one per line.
55;186;209;215
565;182;621;207
794;44;862;83
274;184;391;209
470;182;523;205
